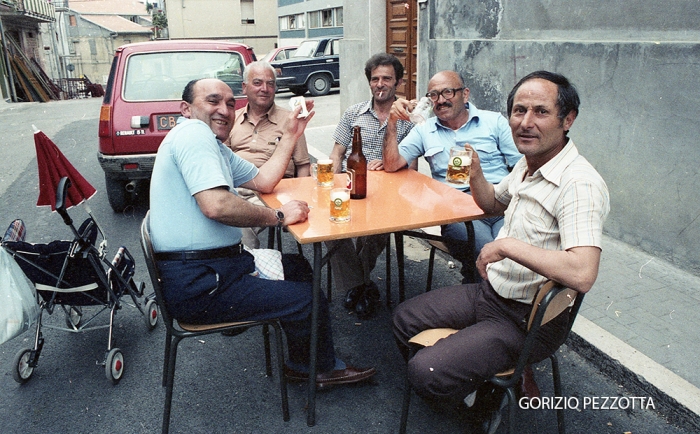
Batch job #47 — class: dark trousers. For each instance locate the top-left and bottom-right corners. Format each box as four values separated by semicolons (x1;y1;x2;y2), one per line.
158;250;337;372
393;281;568;405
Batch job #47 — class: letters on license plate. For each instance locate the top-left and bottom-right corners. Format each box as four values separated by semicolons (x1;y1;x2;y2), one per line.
156;114;180;130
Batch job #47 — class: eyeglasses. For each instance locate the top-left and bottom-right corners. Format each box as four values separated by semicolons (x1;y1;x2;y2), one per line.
425;87;463;102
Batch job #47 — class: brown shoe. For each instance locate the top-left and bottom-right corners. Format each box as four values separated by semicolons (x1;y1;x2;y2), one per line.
284;365;376;388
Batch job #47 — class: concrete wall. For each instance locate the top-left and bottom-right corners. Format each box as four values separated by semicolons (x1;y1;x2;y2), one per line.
166;0;278;55
338;0;385;113
417;0;700;273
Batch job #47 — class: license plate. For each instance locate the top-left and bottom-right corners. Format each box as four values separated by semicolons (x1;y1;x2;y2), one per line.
156;114;181;130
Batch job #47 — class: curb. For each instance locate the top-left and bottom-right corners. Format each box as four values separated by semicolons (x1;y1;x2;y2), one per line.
569;316;700;431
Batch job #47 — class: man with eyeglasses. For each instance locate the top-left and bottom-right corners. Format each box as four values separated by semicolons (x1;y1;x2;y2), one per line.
225;60;311;248
383;70;522;283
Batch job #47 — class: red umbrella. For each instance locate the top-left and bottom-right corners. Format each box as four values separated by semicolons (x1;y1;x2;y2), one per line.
34;127;96;211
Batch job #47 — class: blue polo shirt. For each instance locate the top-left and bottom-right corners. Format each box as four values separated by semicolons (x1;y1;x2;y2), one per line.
150;118;258;252
398;102;522;189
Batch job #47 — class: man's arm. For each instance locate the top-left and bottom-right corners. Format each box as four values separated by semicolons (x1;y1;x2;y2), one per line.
295;163;311;177
329;143;347;174
240;102;314;192
383;99;416;172
194;187;309;228
477;242;601;294
465;144;508;215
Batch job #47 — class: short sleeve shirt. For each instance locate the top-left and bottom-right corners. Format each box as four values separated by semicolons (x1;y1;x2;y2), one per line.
398;102;522;189
488;140;610;303
227;103;310;178
333;100;414;171
150;118;258;252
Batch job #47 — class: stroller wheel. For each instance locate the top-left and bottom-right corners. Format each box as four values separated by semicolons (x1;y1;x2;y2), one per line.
105;348;125;384
13;349;35;384
65;306;83;329
145;299;158;330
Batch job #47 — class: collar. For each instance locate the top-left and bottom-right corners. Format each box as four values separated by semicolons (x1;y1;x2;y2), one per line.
239;103;279;125
534;139;580;186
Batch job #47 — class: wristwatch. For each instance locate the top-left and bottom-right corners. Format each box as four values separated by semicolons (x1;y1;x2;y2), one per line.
274;209;285;227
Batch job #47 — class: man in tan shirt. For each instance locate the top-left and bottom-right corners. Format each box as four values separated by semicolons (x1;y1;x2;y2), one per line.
226;60;311;247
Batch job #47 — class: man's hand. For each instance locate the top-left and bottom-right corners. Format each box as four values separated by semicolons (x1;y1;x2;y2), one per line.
285;99;316;141
368;159;384;171
280;200;310;226
389;98;414;122
475;238;509;280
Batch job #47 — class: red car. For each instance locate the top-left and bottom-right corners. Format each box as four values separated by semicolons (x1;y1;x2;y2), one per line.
97;40;256;212
261;45;297;63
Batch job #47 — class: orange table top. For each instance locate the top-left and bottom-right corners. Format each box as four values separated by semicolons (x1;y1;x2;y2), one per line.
258;169;488;244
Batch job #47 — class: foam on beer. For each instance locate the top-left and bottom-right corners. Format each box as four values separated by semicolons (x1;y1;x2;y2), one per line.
330;189;350;202
318;158;333;165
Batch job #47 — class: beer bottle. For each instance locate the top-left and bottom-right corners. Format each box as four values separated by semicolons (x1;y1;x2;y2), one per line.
346;125;367;199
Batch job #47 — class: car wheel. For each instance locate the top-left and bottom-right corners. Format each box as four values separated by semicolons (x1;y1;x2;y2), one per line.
307;74;332;97
289;86;307;96
105;175;132;213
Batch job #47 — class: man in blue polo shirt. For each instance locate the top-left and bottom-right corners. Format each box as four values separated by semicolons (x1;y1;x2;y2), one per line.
383;70;522;282
150;78;375;388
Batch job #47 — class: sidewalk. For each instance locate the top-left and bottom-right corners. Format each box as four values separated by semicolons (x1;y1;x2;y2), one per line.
303;123;700;431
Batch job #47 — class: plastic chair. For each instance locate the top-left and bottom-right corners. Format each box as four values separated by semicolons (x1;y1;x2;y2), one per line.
140;212;289;434
399;281;583;434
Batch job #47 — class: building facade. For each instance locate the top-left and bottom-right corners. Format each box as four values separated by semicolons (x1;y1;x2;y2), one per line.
277;0;343;46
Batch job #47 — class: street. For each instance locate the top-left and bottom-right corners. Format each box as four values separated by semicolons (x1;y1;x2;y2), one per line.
0;94;693;433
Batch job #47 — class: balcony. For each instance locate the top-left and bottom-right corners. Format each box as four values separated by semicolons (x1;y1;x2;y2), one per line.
0;0;55;22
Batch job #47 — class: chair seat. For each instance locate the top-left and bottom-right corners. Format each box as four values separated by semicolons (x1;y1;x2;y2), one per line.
408;328;458;347
178;320;257;332
428;239;450;254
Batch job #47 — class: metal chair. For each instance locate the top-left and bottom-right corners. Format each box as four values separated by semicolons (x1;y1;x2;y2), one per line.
399;281;583;434
140;212;289;434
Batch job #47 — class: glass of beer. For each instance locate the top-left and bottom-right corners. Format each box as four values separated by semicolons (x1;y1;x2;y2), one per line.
329;188;351;223
446;147;472;185
312;159;334;187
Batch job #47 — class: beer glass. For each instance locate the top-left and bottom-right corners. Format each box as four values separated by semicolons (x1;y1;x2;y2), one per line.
311;159;334;187
329;188;351;222
446;147;472;185
409;97;434;125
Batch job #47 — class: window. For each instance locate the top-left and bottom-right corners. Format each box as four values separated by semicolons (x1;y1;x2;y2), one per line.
279;13;305;31
69;15;77;26
308;7;342;29
241;0;254;24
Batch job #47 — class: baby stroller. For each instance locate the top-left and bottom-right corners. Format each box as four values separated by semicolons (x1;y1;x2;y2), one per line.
1;177;158;384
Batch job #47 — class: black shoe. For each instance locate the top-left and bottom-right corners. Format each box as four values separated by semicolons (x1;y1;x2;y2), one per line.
343;284;365;310
355;282;380;319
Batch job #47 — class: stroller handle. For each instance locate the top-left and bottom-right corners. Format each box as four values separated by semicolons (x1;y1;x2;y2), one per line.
56;177;73;227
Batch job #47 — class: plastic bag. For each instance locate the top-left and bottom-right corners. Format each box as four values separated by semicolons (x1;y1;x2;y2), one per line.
244;247;284;281
0;247;40;345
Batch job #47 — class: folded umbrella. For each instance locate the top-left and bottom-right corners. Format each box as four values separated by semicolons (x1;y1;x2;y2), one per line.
34;127;96;211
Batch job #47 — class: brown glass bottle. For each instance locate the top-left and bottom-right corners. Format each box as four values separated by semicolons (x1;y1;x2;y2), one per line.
346;125;367;199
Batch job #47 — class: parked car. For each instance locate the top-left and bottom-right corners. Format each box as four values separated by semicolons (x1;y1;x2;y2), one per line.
261;45;297;63
271;37;341;96
97;40;256;212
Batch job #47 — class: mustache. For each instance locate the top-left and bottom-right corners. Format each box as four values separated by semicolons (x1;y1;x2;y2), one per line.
436;102;452;110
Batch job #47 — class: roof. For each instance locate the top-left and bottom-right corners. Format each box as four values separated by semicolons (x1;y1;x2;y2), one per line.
81;14;153;34
70;0;150;16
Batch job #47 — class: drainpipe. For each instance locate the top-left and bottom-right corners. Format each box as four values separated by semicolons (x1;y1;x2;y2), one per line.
0;18;18;102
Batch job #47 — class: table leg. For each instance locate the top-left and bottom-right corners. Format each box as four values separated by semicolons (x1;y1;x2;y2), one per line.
307;241;321;426
465;221;476;282
394;232;405;303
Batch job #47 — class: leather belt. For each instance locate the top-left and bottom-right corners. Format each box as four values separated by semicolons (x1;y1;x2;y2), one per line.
155;244;243;261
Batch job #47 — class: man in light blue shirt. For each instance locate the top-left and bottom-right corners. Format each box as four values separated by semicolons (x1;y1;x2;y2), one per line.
383;70;522;282
150;78;376;387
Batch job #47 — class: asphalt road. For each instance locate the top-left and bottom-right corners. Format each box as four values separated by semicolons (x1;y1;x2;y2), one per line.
0;94;693;433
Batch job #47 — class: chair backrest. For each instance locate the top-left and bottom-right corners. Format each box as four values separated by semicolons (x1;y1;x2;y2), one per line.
139;212;175;327
526;280;580;331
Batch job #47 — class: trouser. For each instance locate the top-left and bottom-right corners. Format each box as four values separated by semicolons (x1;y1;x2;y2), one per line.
158;250;337;372
393;281;569;405
441;215;504;282
326;234;389;292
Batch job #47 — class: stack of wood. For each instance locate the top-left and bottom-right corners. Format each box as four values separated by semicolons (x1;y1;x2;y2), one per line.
5;35;60;102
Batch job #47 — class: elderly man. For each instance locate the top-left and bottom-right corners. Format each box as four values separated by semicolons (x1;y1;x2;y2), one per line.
226;60;311;248
150;78;375;388
393;71;609;432
327;53;415;319
383;70;522;282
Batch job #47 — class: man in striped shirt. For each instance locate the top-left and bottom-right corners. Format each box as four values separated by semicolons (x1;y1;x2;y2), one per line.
393;71;610;431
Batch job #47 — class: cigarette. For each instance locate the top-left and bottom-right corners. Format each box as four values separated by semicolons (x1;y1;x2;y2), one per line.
379;91;383;98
